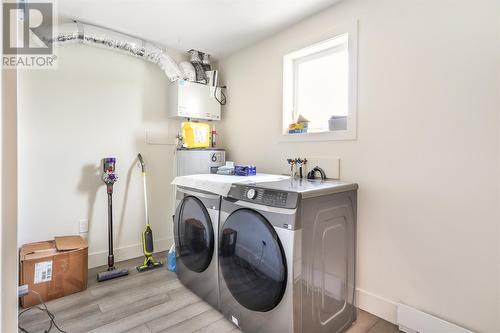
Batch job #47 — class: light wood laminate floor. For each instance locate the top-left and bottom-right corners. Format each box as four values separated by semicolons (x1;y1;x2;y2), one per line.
19;254;401;333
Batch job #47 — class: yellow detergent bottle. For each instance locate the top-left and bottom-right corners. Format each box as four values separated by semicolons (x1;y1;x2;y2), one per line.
182;122;210;148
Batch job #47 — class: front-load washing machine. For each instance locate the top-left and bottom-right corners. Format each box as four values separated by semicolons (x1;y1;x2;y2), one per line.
218;178;358;333
174;186;221;310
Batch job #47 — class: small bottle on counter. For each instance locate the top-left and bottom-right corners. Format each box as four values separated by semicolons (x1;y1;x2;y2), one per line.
211;125;217;148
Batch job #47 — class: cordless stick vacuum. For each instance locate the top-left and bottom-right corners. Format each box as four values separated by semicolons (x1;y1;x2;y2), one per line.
97;158;129;282
136;153;163;272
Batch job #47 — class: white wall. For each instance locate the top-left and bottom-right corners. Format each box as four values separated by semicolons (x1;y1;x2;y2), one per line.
219;0;500;332
18;44;183;267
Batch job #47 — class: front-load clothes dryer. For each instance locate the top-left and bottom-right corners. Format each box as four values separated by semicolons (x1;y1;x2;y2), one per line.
174;186;220;310
218;178;358;333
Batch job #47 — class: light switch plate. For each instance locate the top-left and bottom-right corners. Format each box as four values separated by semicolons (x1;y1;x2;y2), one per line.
79;219;89;233
146;129;171;145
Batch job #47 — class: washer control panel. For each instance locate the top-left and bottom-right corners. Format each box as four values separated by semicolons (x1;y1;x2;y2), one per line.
228;185;298;209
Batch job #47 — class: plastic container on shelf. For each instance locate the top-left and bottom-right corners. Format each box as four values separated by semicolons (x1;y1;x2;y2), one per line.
182;122;210;148
235;165;257;176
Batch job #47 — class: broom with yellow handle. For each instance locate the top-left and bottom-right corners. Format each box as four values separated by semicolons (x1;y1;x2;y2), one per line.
136;153;163;272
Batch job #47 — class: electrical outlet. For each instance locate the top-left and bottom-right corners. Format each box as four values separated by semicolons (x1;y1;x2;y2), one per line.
79;219;89;233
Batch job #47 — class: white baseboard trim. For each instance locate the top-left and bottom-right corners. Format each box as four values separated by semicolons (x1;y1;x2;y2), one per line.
397;303;473;333
356;288;398;324
88;237;173;268
356;289;472;333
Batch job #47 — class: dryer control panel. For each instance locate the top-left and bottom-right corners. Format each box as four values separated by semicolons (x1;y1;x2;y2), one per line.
227;185;298;209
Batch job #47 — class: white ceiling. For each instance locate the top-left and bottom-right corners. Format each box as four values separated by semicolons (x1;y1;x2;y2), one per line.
58;0;344;58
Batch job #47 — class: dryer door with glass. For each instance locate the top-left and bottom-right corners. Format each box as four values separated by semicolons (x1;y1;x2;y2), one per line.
219;208;287;312
174;195;215;273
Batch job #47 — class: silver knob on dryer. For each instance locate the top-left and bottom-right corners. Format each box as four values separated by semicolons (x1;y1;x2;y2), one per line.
246;188;257;200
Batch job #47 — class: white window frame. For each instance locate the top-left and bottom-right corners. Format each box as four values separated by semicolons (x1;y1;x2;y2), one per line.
282;21;358;141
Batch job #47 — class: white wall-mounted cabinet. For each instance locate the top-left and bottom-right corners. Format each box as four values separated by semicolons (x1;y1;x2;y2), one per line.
167;80;221;121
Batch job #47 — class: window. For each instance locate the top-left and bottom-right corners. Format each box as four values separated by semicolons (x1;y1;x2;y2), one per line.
283;23;358;140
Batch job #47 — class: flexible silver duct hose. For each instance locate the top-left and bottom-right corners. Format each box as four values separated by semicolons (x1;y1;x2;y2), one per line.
43;21;181;81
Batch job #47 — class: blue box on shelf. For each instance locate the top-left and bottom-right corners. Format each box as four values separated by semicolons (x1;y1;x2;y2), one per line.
235;165;256;176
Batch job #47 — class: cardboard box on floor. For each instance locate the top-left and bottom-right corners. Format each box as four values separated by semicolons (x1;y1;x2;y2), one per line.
19;236;88;308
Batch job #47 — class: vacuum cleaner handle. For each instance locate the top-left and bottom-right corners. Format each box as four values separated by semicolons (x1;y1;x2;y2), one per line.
102;157;118;194
137;153;150;226
102;157;118;269
107;192;114;268
138;153;146;174
97;157;130;281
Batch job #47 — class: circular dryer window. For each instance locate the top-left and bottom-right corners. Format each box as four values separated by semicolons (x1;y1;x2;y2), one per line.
176;196;214;273
219;209;287;312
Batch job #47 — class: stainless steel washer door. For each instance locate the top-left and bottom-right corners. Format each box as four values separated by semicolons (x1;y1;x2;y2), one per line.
219;208;287;312
175;195;215;273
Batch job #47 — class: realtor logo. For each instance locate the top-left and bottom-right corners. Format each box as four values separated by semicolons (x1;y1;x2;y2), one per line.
2;1;57;68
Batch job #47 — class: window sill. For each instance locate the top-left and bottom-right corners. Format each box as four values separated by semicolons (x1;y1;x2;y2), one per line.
279;129;356;142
